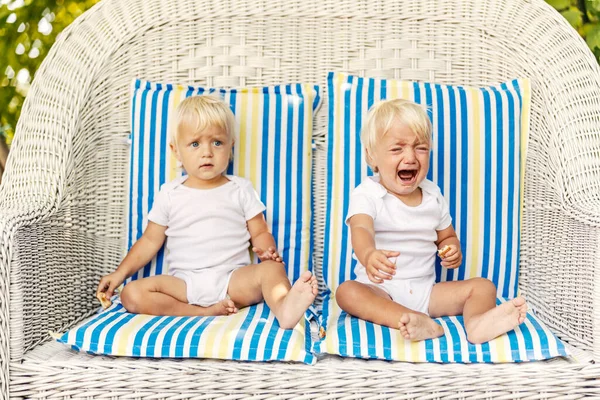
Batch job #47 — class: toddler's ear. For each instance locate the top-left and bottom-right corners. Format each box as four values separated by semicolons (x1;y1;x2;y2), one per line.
169;141;182;161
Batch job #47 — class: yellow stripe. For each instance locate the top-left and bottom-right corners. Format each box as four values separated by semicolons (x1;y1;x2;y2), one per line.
115;314;155;356
202;316;225;358
216;309;247;359
238;90;248;178
289;322;304;361
411;339;421;361
469;89;481;279
250;88;260;187
331;74;345;291
169;85;185;181
401;80;411;100
394;330;406;360
519;80;531;243
494;333;509;362
389;79;399;99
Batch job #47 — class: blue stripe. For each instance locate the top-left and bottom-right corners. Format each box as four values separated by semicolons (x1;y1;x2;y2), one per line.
445;87;458;283
323;73;336;286
156;85;172;276
442;316;462;362
131;316;165;357
232;305;258;359
160;317;188;356
173;317;203;357
277;329;294;360
502;82;516;298
339;74;354;285
132;86;151;282
434;84;444;281
73;310;118;349
189;317;215;358
143;87;161;278
294;83;305;281
337;310;348;356
102;314;136;354
145;316;176;356
526;313;552;359
271;90;282;272
350;316;362;358
283;86;294;278
491;87;504;291
248;303;271;360
510;80;524;298
480;89;492;280
364;321;377;358
127;83;139;252
380;323;392;360
226;90;237;176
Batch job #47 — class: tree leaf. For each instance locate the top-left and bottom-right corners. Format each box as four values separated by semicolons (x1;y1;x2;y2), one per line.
547;0;571;10
586;0;600;22
561;7;584;29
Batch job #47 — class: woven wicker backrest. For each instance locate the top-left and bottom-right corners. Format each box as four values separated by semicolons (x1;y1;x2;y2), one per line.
3;0;600;362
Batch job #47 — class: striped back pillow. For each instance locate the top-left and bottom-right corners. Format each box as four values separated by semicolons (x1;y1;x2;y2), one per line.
323;72;530;298
128;79;320;283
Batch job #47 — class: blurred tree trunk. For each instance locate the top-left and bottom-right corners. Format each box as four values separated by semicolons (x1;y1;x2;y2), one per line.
0;138;7;184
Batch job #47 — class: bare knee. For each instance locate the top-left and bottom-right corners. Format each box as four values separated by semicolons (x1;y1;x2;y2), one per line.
120;282;144;314
469;277;497;298
335;281;358;310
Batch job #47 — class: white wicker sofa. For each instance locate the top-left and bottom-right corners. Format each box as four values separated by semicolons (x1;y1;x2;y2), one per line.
2;0;600;397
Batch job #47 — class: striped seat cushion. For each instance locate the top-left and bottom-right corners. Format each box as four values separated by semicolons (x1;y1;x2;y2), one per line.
58;300;315;364
56;79;321;364
318;72;569;362
316;297;568;362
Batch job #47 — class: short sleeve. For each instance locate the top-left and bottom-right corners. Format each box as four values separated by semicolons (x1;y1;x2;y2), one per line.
147;186;170;226
236;178;266;221
346;191;378;225
436;191;452;231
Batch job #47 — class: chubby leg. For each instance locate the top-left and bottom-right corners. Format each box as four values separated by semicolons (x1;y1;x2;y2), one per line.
428;278;527;344
120;275;237;316
227;261;318;329
335;280;443;341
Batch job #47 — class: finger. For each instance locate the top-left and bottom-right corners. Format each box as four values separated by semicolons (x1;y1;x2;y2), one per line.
380;250;401;257
443;252;460;262
367;271;383;284
376;257;396;270
252;247;263;255
375;262;395;276
375;270;393;280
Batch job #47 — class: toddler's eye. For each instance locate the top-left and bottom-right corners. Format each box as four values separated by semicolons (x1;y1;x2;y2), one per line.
191;142;199;148
416;146;429;152
213;140;223;147
391;147;402;152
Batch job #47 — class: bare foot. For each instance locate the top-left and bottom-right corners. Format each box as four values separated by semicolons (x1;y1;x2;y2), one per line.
275;271;318;329
398;313;444;341
194;298;238;317
466;296;528;344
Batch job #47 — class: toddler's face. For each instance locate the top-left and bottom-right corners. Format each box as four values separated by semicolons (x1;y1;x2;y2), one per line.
369;118;430;201
171;123;233;188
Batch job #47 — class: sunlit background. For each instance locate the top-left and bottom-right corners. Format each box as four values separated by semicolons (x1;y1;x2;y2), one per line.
0;0;599;182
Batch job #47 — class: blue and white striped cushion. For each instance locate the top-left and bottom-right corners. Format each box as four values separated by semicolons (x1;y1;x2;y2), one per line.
315;297;569;363
318;72;569;363
56;79;320;364
59;300;315;364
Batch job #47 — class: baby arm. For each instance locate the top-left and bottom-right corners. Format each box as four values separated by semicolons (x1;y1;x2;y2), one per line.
348;214;399;284
96;221;167;305
247;213;283;263
436;224;462;269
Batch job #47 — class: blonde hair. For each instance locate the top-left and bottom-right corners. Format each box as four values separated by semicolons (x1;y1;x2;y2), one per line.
171;95;236;146
361;98;432;169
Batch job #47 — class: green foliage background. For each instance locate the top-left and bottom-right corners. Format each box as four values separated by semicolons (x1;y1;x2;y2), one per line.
0;0;599;151
1;0;100;149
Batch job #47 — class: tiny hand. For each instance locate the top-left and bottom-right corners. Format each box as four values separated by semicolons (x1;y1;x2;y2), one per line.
439;244;462;269
365;249;400;284
96;271;125;303
253;246;284;263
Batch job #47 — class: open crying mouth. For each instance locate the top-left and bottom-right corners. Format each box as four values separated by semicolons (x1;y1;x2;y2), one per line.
398;169;417;182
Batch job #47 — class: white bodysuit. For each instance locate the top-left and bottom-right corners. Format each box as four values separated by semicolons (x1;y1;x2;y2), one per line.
147;175;266;306
346;175;452;314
